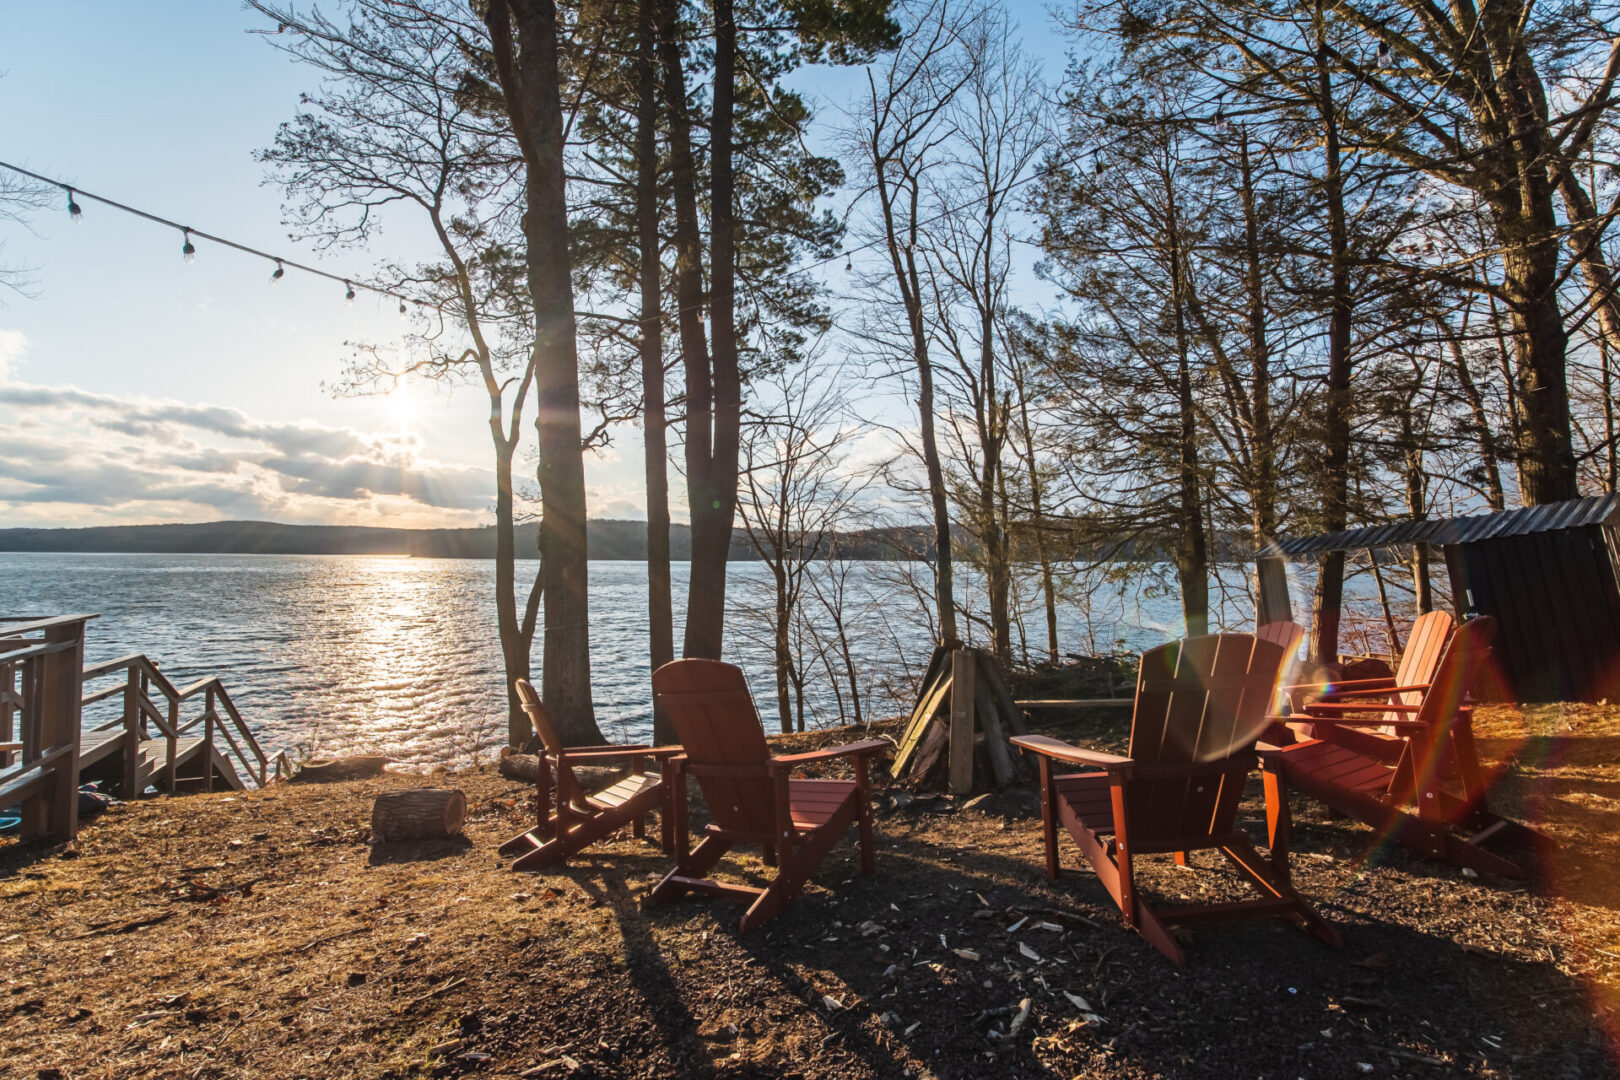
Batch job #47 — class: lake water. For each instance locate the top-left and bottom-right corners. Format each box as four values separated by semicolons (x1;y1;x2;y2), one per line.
0;553;1378;769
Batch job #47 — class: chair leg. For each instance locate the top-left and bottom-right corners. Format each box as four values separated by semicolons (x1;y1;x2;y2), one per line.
1173;851;1189;867
1263;764;1293;887
1037;757;1060;879
1220;839;1341;949
648;834;733;907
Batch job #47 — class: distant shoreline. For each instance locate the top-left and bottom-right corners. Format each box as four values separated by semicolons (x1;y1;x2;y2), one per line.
0;519;924;561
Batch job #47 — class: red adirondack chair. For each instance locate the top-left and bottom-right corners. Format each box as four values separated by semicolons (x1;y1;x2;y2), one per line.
1256;620;1306;714
1283;611;1454;755
647;659;887;933
1011;634;1340;966
500;678;682;871
1262;616;1545;878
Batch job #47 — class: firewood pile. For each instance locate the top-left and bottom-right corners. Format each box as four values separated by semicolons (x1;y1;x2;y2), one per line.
890;643;1030;792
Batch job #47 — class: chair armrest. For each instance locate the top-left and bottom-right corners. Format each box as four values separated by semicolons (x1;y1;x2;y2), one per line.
1285;676;1396;694
1318;683;1430;700
771;739;890;768
556;745;657;764
1010;734;1132;771
1303;702;1422;715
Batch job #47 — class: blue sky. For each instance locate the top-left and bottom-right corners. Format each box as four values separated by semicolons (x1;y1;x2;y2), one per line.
0;0;1072;530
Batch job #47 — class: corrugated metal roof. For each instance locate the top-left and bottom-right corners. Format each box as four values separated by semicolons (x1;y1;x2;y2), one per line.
1259;493;1620;558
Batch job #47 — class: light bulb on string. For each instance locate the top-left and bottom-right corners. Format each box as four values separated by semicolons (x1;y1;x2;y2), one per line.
181;229;196;263
344;281;356;306
67;188;82;221
398;299;408;319
270;259;285;285
1376;41;1392;65
844;253;852;273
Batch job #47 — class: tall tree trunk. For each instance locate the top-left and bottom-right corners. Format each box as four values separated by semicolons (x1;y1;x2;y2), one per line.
682;0;742;660
1166;189;1208;636
1310;14;1352;665
1239;137;1276;601
485;0;601;743
874;167;958;643
774;561;792;732
493;449;536;745
1493;56;1577;504
637;0;674;743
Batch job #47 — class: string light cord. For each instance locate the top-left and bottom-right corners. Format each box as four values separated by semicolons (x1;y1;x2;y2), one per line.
0;158;425;311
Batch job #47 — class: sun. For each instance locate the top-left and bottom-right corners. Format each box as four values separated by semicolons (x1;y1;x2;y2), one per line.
389;385;416;431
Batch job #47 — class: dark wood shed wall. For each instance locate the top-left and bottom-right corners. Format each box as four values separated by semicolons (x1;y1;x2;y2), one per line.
1443;524;1620;703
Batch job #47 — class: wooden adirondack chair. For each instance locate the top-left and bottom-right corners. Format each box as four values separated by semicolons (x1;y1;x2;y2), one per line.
1010;634;1340;966
1261;616;1545;878
647;659;887;933
1283;611;1454;756
1256;620;1306;715
500;678;681;871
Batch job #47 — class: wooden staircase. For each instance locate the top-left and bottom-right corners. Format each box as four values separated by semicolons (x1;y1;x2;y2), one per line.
3;616;289;843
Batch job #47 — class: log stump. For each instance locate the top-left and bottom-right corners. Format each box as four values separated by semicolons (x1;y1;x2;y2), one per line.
371;789;466;842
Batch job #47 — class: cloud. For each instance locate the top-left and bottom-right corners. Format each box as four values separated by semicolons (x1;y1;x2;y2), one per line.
0;350;498;528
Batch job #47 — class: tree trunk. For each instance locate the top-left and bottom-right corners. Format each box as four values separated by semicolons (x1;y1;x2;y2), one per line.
875;164;957;643
1494;56;1577;505
673;0;741;661
1239;137;1276;598
1310;14;1352;664
1165;186;1208;637
774;560;793;733
637;0;674;743
494;450;533;746
484;0;601;744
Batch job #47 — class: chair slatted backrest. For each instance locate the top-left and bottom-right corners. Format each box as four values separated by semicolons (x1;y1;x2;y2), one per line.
1410;616;1495;739
652;660;775;835
514;678;566;758
1393;610;1454;714
1124;634;1286;845
1256;620;1305;708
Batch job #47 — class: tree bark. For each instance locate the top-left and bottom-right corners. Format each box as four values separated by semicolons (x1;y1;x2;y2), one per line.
1310;13;1352;665
1164;182;1209;637
1493;52;1577;504
484;0;601;744
637;0;675;743
682;0;742;660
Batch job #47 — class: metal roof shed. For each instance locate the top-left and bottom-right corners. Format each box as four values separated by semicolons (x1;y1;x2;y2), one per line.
1257;494;1620;703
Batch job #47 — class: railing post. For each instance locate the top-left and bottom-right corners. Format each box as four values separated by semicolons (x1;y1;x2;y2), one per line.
0;660;13;770
203;688;216;794
122;664;140;798
165;696;179;794
23;619;85;843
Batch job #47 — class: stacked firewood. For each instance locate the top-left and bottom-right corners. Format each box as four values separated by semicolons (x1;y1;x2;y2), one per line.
890;644;1030;793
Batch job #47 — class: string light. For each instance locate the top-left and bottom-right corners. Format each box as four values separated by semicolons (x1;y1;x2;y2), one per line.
1376;41;1392;65
399;299;408;319
0;159;425;314
844;253;852;273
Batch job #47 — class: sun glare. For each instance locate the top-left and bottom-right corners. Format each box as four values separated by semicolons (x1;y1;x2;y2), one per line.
389;385;416;431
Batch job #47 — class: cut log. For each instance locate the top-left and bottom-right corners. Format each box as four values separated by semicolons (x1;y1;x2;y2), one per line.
291;755;392;783
371;789;466;841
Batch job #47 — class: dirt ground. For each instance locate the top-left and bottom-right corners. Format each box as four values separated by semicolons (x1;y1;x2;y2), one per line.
2;704;1617;1080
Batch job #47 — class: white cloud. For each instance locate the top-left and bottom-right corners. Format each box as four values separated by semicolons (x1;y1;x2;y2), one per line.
0;363;499;528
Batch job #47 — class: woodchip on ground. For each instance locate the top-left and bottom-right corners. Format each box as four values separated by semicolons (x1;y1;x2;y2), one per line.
1;703;1617;1079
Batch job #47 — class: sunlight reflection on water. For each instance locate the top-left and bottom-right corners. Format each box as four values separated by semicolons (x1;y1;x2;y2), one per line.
0;553;1228;768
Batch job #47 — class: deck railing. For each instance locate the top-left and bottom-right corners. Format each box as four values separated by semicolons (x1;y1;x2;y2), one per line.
0;615;94;843
80;654;290;791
